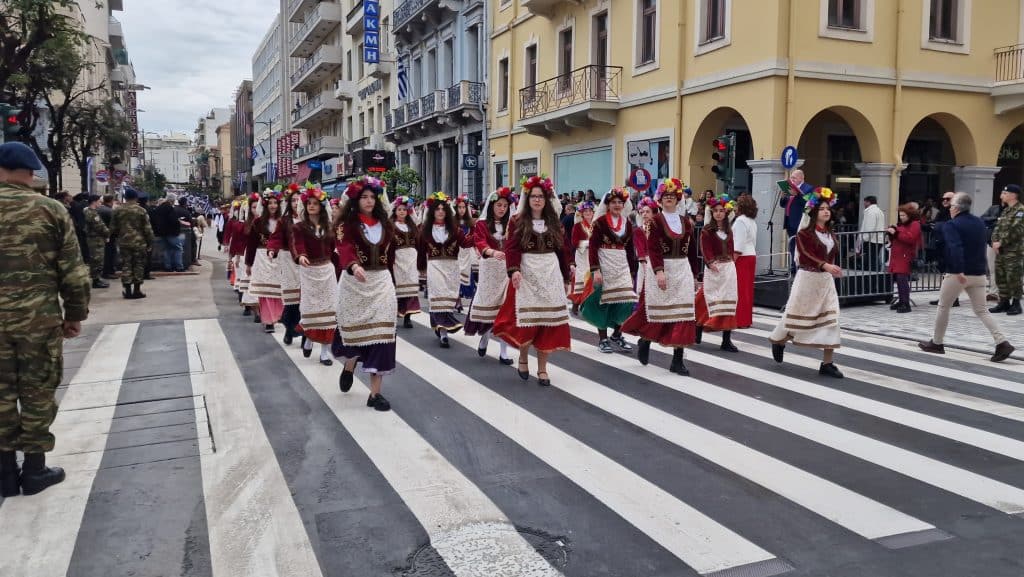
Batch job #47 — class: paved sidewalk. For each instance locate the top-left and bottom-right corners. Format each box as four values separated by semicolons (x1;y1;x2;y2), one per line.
756;290;1024;360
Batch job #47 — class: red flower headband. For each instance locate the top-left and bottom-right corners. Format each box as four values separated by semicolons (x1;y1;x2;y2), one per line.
604;187;630;203
487;186;518;206
520;175;554;195
344;175;385;199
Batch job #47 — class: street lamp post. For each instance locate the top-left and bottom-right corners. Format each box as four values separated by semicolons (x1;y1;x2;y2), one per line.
255;119;274;188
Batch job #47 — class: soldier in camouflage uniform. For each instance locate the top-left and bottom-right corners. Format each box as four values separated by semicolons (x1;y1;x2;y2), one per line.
0;142;91;497
990;184;1024;316
84;194;110;289
109;187;154;299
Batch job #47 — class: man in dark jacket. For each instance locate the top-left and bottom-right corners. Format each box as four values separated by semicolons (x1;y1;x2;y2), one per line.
778;169;813;273
927;192;958;306
919;192;1014;362
151;193;184;272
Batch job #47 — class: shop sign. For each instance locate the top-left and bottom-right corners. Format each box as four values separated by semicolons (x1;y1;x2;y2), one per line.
364;0;380;64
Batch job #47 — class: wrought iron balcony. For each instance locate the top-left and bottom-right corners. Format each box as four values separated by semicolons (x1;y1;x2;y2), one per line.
385;113;393;132
446;80;484;110
287;0;318;23
392;0;459;37
349;135;370;150
406;99;421;121
994;44;1024;114
289;1;343;59
518;65;621;135
292;92;345;129
291;45;343;91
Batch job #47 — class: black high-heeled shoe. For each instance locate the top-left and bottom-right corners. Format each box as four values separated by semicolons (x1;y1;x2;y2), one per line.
517;358;530;380
537;372;551;387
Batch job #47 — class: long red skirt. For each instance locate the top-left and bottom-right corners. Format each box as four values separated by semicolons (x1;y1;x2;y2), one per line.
620;293;696;347
258;297;284;325
492;284;571;353
297;326;335;344
695;289;738;332
735;255;755;329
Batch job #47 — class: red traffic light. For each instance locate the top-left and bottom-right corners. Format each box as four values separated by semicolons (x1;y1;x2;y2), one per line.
713;139;727;151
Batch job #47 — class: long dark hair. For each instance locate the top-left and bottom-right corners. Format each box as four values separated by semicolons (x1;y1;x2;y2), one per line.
703;205;732;236
419;200;458;244
456;198;475;230
515;188;563;249
806;204;834;233
302;197;334;240
249;196;282;234
337;189;389;231
486;196;512;234
391;203;418;232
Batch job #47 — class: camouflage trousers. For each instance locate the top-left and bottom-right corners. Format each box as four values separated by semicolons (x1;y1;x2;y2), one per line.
0;328;63;453
88;239;106;280
995;251;1024;299
120;245;148;285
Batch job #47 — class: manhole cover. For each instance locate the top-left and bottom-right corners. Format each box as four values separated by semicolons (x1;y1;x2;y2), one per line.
398;523;570;576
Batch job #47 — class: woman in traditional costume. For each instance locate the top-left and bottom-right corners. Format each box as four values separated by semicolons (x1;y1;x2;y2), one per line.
333;176;397;412
493;175;572;387
694;196;740;352
390;195;422;329
464;186;516;365
568;201;595;316
769;187;844;378
731;194;758;329
291;186;337;366
230;195;256;314
581;187;637;353
245;188;285;333
268;184;304;344
224;200;241;295
621;178;700;375
634;197;659;295
455;195;478;311
417;192;465;348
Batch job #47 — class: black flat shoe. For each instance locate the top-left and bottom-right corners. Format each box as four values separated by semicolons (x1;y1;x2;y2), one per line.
771;343;785;363
517;359;530;380
283;333;293;345
243;307;252;316
339;369;354;392
720;341;739;353
440;337;450;349
303;346;312;358
537;372;551;387
819;363;844;378
403;314;414;329
478;346;487;357
367;393;391;412
264;324;275;333
320;358;334;366
637;339;651;366
499;356;514;366
671;362;689;376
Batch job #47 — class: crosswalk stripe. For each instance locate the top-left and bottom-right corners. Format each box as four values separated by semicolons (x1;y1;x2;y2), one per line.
394;332;785;576
273;334;565;577
0;323;139;577
185;319;324;577
432;320;940;544
582;328;1024;514
751;313;1024;374
743;325;1022;395
699;330;1024;424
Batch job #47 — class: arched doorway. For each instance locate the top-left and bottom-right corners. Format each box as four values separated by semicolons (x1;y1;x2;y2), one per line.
688;107;754;198
900;114;976;206
994;125;1024;206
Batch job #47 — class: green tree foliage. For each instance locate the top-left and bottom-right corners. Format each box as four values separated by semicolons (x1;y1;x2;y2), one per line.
136;164;167;197
0;0;86;91
382;165;423;199
66;100;133;192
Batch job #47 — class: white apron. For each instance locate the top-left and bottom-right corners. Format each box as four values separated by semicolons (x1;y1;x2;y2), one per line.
470;256;509;324
278;250;301;305
234;260;250;293
299;262;338;331
769;269;841;348
458;245;478;286
572;241;590;294
336;269;397;346
393;247;420;299
515;252;569;327
702;261;738;318
597;248;638;305
427;259;460;313
248;249;282;299
644;259;695;323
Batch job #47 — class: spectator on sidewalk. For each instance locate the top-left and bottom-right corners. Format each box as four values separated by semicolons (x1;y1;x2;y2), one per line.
990;184;1024;316
151;192;185;272
174;196;196;267
919;192;1015;362
927;192;959;307
982;200;1004;302
98;195;118;279
859;196;886;271
0;141;90;497
779;169;813;273
886;204;922;313
110;187;155;299
83;195;110;289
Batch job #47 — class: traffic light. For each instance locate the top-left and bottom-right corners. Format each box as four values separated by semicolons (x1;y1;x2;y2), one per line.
711;134;735;184
1;103;23;139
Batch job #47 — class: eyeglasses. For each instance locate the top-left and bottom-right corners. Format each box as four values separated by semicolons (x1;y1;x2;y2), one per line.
528;195;545;200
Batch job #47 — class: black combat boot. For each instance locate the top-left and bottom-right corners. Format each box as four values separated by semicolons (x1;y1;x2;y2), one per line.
132;283;146;299
1007;299;1022;316
637;338;651;366
669;348;689;375
92;278;109;289
122;284;133;299
694;326;703;344
720;331;739;353
1;451;19;497
990;299;1011;313
19;453;65;496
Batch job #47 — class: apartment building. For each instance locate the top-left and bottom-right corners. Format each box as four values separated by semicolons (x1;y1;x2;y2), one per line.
491;0;1024;257
191;107;233;188
141;132;192;185
385;0;488;200
232;80;255;193
252;18;284;188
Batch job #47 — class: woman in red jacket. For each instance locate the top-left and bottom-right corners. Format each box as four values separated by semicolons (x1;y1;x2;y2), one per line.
694;196;740;352
464;187;516;364
886;203;923;313
568;201;595;315
292;187;337;365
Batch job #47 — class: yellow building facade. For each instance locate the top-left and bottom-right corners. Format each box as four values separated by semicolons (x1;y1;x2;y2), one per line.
489;0;1024;255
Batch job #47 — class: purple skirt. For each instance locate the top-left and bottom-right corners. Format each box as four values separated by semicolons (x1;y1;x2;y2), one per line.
398;296;422;315
462;300;492;336
332;331;397;374
430;311;463;333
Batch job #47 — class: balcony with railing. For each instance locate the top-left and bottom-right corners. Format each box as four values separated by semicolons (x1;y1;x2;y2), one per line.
291;44;344;91
109;17;124;47
521;0;580;18
294;135;346;163
368;51;394;79
392;0;459;39
345;0;364;35
518;65;622;135
385;81;486;138
288;1;343;59
334;77;357;101
287;0;318;23
292;92;345;129
994;44;1024;114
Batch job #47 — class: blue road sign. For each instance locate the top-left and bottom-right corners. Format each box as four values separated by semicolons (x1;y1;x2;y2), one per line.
781;146;798;170
364;0;380;64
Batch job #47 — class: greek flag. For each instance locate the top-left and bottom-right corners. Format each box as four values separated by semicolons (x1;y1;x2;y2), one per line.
251;147;258;161
397;56;408;101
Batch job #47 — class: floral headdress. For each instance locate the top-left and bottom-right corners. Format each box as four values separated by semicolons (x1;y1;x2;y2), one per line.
655;178;685;202
261;187;282;202
517;174;561;216
578;200;596;212
285;182;301;196
426;191;454;219
482;186;517;221
392;195;416;209
344;175;386;200
706;194;736;212
329;198;341;207
803;187;838;214
637;197;659;211
299;182;328;205
594;187;634;220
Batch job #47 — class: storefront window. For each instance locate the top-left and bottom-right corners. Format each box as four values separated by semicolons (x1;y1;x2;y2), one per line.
515;158;538;184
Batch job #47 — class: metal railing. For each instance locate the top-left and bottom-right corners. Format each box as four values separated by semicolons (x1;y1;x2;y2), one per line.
520;65;622;120
385;113;393;132
447;80;484;108
421;91;436;115
996;44;1024;82
291;45;333;85
407;99;420;121
292;93;324;122
393;0;434;30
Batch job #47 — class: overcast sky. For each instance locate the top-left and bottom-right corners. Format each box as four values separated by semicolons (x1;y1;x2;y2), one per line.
118;0;279;136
